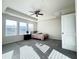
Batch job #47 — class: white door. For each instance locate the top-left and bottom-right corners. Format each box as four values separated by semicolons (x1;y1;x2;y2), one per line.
61;13;76;51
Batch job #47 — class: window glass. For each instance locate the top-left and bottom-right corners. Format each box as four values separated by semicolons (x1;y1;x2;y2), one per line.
5;20;17;36
19;22;27;35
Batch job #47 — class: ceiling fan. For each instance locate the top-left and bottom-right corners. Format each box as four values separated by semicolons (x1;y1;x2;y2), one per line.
29;9;43;17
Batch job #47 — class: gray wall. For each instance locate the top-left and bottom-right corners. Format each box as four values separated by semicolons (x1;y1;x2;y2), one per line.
2;13;37;45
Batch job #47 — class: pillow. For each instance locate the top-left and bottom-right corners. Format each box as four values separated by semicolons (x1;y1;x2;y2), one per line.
33;31;38;33
38;33;42;34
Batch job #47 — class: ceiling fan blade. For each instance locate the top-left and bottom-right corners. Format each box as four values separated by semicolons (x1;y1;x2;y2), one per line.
39;13;43;15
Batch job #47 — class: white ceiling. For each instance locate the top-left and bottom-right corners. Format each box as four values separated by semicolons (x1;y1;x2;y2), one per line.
2;0;75;19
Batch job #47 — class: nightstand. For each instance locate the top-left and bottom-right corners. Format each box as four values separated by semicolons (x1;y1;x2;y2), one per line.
24;34;31;40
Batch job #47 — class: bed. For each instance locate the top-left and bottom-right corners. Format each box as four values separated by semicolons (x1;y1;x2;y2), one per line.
32;33;48;40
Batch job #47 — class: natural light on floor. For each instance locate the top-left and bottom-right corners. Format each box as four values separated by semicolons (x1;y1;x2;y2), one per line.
20;46;40;59
35;43;50;53
48;49;71;59
2;50;14;59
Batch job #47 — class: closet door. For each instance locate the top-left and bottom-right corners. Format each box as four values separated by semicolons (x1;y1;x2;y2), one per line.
61;13;76;51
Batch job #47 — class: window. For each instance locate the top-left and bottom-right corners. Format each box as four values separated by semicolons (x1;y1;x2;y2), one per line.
19;22;27;35
5;20;17;36
28;23;34;33
5;20;35;36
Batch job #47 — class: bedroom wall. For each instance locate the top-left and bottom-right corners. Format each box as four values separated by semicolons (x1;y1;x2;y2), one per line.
2;13;37;45
37;7;75;40
37;17;61;40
